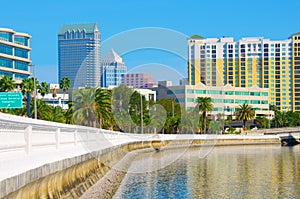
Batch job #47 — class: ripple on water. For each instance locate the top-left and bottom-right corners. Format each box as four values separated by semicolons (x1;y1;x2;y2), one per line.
113;145;300;199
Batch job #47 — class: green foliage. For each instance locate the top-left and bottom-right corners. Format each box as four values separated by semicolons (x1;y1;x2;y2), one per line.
226;126;236;134
189;34;204;39
20;77;38;94
196;97;213;133
42;106;66;123
235;104;255;128
156;98;181;134
38;82;50;97
59;77;71;92
254;116;270;129
71;88;98;127
226;115;233;121
0;75;16;92
209;121;220;134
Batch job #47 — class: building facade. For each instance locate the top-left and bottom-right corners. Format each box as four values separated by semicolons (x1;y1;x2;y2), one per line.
188;33;300;111
0;28;31;83
135;88;156;101
101;49;126;87
122;73;157;89
157;83;274;119
58;23;100;88
37;84;69;110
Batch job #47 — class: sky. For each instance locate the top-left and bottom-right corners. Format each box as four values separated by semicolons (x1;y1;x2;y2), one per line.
1;0;299;84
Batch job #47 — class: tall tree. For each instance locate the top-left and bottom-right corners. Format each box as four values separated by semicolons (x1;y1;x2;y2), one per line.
20;77;38;117
95;88;112;128
30;99;51;119
72;88;98;127
42;106;66;123
254;116;269;129
0;75;16;92
196;97;213;133
235;104;255;128
59;77;71;101
111;85;135;132
38;82;50;98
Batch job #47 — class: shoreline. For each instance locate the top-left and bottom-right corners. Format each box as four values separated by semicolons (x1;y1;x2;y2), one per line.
2;134;300;198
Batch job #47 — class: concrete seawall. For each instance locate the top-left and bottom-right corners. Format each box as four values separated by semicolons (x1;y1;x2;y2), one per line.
1;135;293;199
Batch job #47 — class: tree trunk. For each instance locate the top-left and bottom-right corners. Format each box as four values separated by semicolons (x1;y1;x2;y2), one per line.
203;112;207;134
99;118;102;129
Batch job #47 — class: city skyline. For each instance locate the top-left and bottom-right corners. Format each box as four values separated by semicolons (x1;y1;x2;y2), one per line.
0;0;299;83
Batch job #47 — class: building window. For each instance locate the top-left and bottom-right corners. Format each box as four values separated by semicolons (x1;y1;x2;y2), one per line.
15;48;28;59
0;44;13;55
15;61;28;71
0;57;13;68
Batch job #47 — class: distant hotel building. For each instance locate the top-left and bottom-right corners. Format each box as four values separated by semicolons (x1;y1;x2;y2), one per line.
0;28;31;83
122;73;157;89
101;49;126;87
58;23;100;88
157;83;274;119
188;33;300;111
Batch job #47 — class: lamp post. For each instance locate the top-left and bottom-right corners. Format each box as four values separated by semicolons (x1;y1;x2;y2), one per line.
140;94;143;134
29;64;37;119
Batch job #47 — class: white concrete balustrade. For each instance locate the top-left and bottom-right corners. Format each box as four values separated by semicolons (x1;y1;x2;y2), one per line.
0;112;299;190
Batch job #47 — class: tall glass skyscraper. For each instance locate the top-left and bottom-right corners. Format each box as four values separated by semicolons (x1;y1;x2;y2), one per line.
188;33;300;111
101;49;127;87
58;23;100;88
0;28;31;83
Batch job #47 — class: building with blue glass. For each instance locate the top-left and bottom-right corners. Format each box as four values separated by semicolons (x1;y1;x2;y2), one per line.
101;49;127;87
0;28;31;83
58;23;100;88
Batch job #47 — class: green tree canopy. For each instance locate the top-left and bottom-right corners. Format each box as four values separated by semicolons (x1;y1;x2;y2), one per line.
196;97;213;133
38;82;50;97
235;104;255;128
0;75;16;92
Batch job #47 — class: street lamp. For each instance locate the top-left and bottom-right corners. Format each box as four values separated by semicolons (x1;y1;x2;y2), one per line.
29;64;37;119
140;94;143;134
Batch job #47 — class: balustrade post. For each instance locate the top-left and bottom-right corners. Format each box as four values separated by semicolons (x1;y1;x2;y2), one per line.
24;125;32;155
74;130;78;146
56;128;60;149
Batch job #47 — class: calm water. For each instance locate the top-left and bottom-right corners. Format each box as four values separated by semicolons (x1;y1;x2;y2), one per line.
114;145;300;199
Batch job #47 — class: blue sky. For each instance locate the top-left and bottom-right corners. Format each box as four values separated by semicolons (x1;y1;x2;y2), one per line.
1;0;299;83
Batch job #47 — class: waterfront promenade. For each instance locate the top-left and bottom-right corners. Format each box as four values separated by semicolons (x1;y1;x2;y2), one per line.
0;112;299;198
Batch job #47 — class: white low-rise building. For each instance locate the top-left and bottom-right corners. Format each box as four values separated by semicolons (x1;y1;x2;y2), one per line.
37;84;69;110
157;83;274;119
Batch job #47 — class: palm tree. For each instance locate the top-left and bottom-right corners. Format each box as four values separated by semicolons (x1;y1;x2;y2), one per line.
95;88;112;128
42;106;66;123
72;88;98;127
196;97;213;133
38;82;50;98
64;101;74;124
30;99;51;119
20;78;37;117
59;77;71;101
254;116;269;129
235;104;255;129
0;75;16;92
273;111;288;128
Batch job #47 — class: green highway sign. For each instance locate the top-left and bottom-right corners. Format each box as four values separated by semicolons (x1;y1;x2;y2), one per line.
0;92;23;109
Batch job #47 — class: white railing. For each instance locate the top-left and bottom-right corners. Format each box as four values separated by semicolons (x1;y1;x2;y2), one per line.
0;113;129;155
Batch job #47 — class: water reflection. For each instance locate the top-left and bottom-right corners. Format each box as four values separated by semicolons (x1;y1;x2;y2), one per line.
114;145;300;198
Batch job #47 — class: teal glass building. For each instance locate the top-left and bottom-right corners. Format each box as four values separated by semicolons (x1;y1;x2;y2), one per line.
0;28;31;83
58;24;100;88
